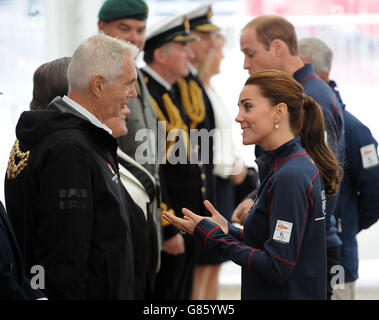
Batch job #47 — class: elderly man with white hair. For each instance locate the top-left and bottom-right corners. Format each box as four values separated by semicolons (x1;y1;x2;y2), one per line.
5;33;138;300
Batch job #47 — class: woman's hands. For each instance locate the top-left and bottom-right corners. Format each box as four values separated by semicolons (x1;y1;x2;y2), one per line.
162;200;229;235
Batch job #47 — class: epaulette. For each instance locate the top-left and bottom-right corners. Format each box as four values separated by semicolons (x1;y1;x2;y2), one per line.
7;140;30;180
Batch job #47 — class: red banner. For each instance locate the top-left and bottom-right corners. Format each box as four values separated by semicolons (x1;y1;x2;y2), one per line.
245;0;379;16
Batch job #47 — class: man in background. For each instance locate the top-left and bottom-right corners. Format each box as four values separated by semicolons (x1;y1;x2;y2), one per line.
98;0;158;176
298;37;379;299
141;13;202;299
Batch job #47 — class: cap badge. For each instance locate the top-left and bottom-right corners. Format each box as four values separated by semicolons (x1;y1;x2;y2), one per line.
206;7;213;19
184;16;190;32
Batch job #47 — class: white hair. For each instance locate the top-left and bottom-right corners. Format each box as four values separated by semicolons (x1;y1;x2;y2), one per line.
67;33;139;91
297;37;333;74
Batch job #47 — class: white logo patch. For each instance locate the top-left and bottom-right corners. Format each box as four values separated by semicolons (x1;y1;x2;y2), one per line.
360;144;379;169
315;190;327;221
273;220;293;244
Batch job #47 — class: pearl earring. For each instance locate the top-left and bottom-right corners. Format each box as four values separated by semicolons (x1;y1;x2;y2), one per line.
275;124;279;129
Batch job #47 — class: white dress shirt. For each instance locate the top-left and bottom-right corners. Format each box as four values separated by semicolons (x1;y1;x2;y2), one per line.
62;95;112;135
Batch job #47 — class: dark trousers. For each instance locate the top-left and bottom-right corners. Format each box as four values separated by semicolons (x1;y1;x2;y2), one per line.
151;234;201;300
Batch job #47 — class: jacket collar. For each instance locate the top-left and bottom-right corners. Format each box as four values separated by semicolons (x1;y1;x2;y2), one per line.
61;96;112;135
142;65;172;91
293;63;316;84
255;137;305;180
328;80;346;110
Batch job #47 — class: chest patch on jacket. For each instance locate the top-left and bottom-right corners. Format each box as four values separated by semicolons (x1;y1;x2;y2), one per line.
107;162;119;184
360;144;379;169
273;220;293;244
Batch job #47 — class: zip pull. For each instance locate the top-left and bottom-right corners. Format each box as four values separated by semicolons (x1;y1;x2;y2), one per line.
337;217;343;234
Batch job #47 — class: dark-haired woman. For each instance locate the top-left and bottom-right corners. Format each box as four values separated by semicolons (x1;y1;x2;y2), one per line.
163;69;343;300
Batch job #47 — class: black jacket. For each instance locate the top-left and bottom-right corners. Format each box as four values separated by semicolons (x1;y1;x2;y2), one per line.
5;98;135;299
0;201;45;299
141;70;204;239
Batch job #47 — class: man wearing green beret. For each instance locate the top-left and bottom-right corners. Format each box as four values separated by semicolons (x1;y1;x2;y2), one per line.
98;0;161;300
98;0;148;54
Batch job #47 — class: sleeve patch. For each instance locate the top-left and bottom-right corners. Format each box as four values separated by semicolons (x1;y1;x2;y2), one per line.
360;144;379;169
273;220;293;244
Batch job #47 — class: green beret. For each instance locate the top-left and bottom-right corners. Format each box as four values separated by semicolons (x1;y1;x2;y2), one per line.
98;0;149;22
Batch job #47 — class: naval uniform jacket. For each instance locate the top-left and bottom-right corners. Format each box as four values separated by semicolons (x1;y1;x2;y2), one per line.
141;68;204;300
173;68;217;206
4;98;135;299
194;138;327;299
141;68;204;239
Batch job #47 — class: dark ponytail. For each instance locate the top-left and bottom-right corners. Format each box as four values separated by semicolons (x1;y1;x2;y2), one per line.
300;96;343;197
244;70;342;197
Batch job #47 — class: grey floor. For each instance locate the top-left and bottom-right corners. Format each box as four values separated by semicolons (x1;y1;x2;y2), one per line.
217;260;379;300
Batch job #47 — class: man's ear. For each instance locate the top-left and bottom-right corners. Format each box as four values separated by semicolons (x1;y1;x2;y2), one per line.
318;71;329;83
300;56;312;64
98;20;106;31
270;39;286;57
91;75;106;98
153;47;167;65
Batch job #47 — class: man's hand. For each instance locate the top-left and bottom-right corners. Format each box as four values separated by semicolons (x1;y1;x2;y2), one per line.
231;198;254;225
229;160;248;185
162;233;185;255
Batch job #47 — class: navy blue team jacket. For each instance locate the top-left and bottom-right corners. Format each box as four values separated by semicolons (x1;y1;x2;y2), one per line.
293;64;345;248
331;80;379;282
194;138;327;299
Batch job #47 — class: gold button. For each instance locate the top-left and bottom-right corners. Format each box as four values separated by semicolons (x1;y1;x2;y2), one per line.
201;186;206;194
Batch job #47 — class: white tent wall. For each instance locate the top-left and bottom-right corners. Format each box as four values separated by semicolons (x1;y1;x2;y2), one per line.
43;0;105;59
